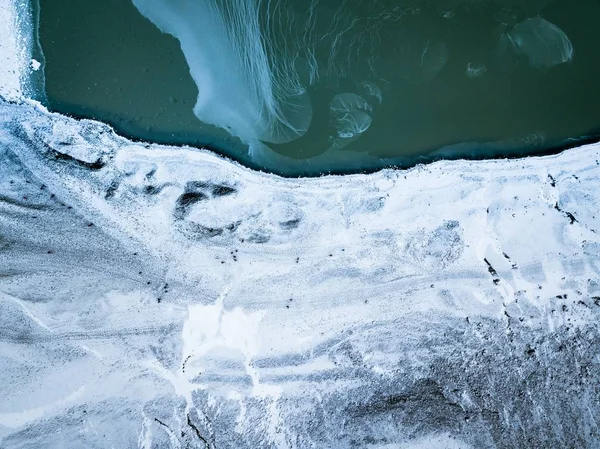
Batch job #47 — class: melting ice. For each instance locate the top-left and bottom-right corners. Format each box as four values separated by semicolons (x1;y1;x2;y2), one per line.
130;0;313;146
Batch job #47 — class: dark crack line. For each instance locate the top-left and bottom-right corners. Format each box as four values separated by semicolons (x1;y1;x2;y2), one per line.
154;417;170;429
187;414;210;448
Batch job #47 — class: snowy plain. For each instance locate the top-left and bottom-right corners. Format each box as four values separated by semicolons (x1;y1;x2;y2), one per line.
1;1;600;448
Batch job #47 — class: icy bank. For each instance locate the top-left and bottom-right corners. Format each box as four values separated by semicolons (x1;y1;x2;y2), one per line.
0;0;43;102
0;0;31;101
0;98;600;447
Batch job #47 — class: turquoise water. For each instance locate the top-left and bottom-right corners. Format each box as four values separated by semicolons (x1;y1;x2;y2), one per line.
39;0;600;175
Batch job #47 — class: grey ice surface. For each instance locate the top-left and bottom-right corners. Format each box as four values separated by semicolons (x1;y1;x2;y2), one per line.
0;99;600;448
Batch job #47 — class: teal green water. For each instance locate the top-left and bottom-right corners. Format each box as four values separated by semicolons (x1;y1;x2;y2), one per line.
39;0;600;175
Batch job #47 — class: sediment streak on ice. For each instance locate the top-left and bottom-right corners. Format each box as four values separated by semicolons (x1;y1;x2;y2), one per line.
0;99;600;448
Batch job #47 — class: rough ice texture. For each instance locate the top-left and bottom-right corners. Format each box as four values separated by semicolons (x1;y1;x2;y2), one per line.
1;99;600;448
0;0;24;100
0;0;35;101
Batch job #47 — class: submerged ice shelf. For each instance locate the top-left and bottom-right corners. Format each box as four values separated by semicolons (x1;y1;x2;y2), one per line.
0;99;600;448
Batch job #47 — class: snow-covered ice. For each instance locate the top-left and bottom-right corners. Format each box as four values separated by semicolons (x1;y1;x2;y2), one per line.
1;1;600;448
0;0;30;101
1;98;600;448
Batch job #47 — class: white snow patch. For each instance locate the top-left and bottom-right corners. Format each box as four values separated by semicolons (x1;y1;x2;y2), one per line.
0;0;34;100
